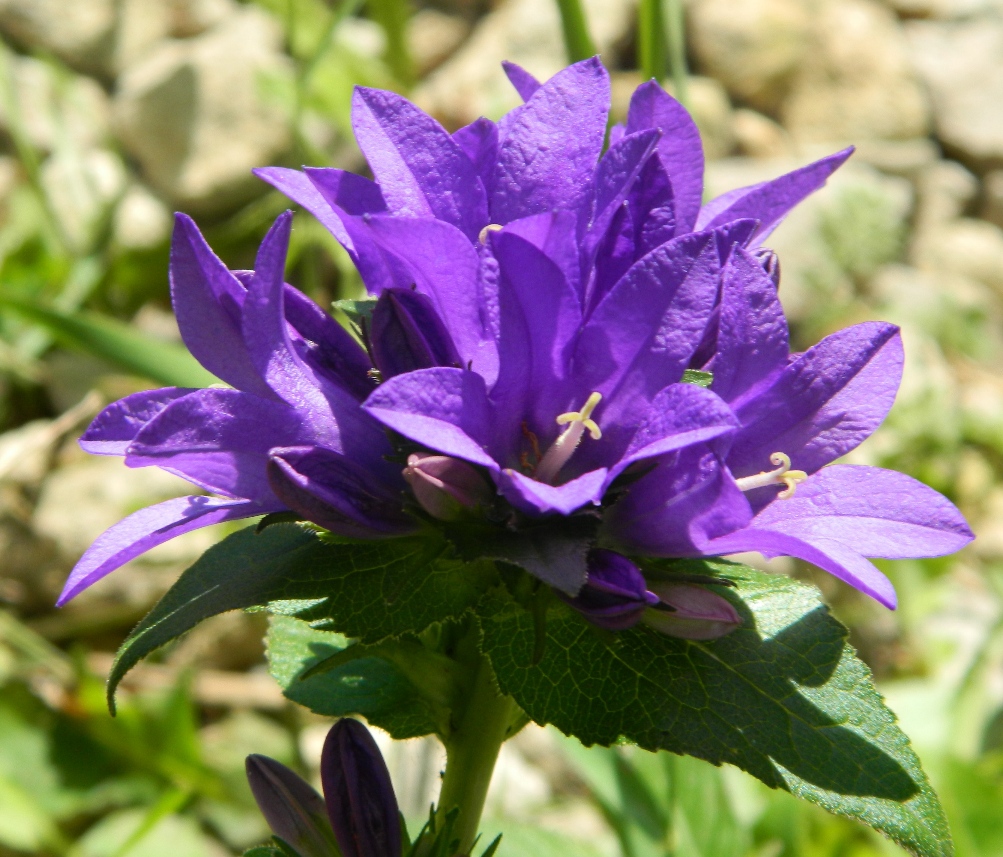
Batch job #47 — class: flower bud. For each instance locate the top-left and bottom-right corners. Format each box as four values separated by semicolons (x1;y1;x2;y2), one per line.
245;754;340;857
321;719;402;857
564;550;660;630
402;453;491;520
370;288;461;378
643;582;742;640
752;248;780;288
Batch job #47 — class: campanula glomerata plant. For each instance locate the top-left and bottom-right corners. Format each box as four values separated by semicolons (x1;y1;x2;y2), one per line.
66;58;972;857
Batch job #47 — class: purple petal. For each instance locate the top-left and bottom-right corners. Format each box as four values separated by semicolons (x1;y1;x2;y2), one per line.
590;204;638;309
697;147;854;244
606;448;753;556
358;216;494;375
626;81;705;235
708;247;788;404
751;465;974;557
321;719;401;857
301;167;387;215
629;156;676;259
706;527;898;609
245;755;334;857
169;214;272;397
351;87;488;240
497;467;607;515
728;322;903;499
126;388;307;502
501;210;581;298
370;288;461;378
363;367;498;470
268;447;415;538
602;383;739;485
502;60;541;101
489;230;582;442
563;549;658;630
452;117;499;196
492;57;610;223
582;129;661;269
283;286;375;402
80;388;195;455
575;231;720;425
57;496;276;605
644;582;742;640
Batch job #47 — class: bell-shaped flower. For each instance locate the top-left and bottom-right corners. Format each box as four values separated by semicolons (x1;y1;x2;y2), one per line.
605;247;974;608
58;213;413;604
402;453;492;521
561;549;660;630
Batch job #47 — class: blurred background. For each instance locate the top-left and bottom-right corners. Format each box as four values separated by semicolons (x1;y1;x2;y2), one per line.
0;0;1001;854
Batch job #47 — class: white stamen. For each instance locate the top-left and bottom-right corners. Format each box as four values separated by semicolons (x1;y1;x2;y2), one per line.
535;392;603;483
734;452;807;499
478;223;503;244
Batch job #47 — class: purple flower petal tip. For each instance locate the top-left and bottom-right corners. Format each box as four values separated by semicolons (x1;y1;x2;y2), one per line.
321;719;402;857
564;550;659;630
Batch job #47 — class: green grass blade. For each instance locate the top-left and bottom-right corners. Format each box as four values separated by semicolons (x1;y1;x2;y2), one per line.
367;0;415;87
638;0;667;83
0;298;218;388
663;0;689;107
555;0;597;63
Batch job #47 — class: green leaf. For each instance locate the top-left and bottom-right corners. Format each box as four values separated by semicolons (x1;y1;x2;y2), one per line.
681;369;713;389
477;562;951;857
331;297;377;338
266;615;442;739
108;525;496;709
0;297;217;387
554;0;597;63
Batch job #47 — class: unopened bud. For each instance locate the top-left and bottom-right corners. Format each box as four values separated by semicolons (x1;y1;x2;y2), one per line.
321;719;402;857
402;453;491;520
564;550;660;631
643;582;742;640
370;289;461;378
245;754;340;857
752;248;780;288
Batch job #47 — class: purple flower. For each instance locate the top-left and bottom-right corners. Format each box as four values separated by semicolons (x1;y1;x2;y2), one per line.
246;719;402;857
605;247;974;608
58;213;412;604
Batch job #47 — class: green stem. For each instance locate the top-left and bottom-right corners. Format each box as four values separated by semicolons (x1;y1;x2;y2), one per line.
663;0;689;108
437;647;519;854
554;0;597;63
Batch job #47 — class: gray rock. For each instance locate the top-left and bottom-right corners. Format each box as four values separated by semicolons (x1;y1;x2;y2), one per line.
113;183;172;250
0;52;111;153
906;17;1003;168
0;0;116;75
413;0;637;127
884;0;1003;18
689;0;813;114
165;0;238;38
733;108;794;159
113;7;293;214
980;169;1003;229
912;217;1003;295
782;0;930;143
408;9;469;76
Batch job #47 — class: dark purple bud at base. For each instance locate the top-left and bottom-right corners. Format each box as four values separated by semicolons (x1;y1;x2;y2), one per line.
321;719;402;857
752;248;780;288
246;754;340;857
370;288;462;379
268;446;416;538
564;550;659;630
643;582;742;640
402;453;492;520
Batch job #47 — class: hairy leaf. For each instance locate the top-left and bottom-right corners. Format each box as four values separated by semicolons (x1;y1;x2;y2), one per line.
478;562;950;857
108;524;496;709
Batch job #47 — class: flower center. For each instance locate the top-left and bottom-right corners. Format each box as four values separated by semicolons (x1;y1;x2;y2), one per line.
535;392;603;483
734;452;807;499
478;223;503;243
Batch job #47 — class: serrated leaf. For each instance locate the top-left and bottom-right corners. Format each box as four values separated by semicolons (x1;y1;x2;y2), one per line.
108;525;497;708
266;616;440;739
477;563;951;857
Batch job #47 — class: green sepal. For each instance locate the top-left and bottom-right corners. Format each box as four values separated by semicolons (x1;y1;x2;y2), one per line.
681;368;713;388
476;561;952;857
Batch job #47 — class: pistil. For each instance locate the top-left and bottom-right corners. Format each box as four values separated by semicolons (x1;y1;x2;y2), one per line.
535;392;603;483
734;452;807;499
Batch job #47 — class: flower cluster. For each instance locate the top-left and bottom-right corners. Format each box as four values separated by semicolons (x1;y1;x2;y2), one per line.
62;58;973;636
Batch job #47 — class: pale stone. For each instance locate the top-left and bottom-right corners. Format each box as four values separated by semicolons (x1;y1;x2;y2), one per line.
782;0;930;142
113;7;293;213
981;170;1003;230
689;0;813;113
113;183;172;250
408;9;468;76
906;17;1003;168
733;108;794;158
41;148;127;254
0;0;116;75
913;218;1003;295
413;0;637;127
884;0;1003;18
